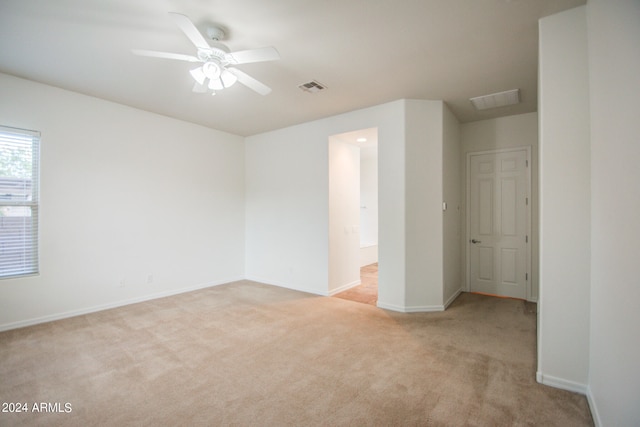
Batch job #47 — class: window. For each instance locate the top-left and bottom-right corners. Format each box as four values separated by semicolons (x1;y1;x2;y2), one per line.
0;126;40;279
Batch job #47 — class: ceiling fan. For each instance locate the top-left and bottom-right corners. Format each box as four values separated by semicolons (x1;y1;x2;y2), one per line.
132;12;280;95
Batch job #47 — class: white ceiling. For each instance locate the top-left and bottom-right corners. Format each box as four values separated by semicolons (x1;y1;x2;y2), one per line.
0;0;585;137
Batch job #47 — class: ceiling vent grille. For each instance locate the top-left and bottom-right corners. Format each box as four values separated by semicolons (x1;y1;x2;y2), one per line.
298;80;326;93
470;89;520;110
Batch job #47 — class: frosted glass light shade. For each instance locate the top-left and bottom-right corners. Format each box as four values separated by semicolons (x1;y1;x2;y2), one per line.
190;67;206;85
221;69;237;87
209;78;223;90
208;69;238;90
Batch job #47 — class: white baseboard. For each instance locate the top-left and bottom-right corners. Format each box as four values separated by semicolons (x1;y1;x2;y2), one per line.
586;386;602;427
0;276;244;332
444;289;462;309
328;279;361;296
405;305;445;313
244;275;325;296
376;301;444;313
377;291;460;313
376;301;405;312
537;372;600;424
536;371;588;394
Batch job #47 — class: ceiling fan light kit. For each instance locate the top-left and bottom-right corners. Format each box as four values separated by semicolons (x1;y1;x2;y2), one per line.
132;12;280;96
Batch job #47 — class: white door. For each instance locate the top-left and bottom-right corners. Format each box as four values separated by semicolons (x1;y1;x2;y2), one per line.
468;149;530;299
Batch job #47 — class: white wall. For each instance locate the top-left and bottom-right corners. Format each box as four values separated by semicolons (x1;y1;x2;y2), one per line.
587;0;640;425
0;74;460;326
359;146;378;247
245;101;406;307
460;112;539;300
0;73;245;330
442;105;461;306
402;100;444;311
328;138;360;294
360;146;379;267
243;121;330;295
245;99;453;311
538;6;591;392
376;103;407;309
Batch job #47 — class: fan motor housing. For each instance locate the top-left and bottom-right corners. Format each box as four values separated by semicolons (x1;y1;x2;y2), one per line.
206;26;226;41
197;44;229;63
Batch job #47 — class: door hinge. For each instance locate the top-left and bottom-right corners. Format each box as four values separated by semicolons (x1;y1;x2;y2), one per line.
526;160;529;167
526;273;528;281
526;197;529;206
526;235;529;243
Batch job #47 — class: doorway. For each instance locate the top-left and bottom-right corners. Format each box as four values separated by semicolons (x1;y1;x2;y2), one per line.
334;263;378;306
328;127;378;303
466;148;531;299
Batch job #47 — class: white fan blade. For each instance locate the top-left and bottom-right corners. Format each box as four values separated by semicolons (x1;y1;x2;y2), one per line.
132;49;199;62
226;47;280;65
192;81;208;93
226;68;272;95
169;12;210;50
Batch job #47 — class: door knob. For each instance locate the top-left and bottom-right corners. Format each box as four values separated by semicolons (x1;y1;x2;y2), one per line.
471;239;482;244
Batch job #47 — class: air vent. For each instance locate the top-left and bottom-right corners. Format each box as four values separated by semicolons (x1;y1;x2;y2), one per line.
470;89;520;110
298;80;327;93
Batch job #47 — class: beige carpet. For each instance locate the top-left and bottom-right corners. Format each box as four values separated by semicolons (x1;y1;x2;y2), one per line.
0;281;593;426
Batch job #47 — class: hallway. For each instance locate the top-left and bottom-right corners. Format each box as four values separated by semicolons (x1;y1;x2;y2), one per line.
333;263;378;306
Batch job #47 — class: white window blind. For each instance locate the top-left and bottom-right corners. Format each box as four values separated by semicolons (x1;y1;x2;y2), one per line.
0;125;40;279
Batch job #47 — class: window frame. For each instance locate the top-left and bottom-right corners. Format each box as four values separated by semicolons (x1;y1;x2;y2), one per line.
0;125;40;280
